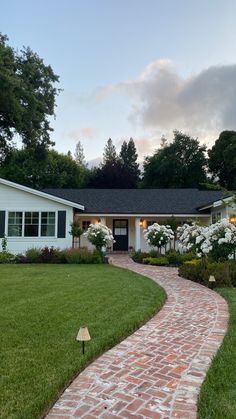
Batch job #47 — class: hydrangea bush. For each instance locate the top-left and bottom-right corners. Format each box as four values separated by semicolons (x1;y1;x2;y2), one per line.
177;223;203;253
144;223;174;249
84;223;115;252
178;219;236;261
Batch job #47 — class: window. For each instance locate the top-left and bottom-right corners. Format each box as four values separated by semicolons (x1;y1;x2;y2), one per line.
82;220;91;231
41;212;55;236
8;212;22;236
212;212;221;224
114;220;127;235
24;212;39;237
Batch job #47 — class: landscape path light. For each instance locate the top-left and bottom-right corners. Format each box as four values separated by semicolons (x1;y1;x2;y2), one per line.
76;326;91;355
209;275;216;289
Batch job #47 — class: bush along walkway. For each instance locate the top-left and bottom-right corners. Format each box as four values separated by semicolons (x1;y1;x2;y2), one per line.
46;256;228;419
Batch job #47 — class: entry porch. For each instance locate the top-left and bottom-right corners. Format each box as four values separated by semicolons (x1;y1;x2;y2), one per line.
73;214;210;252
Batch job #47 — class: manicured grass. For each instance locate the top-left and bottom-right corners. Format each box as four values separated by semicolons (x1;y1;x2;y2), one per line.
0;264;166;419
198;288;236;419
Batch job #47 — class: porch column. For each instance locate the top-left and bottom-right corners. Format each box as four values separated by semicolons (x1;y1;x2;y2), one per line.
135;217;141;250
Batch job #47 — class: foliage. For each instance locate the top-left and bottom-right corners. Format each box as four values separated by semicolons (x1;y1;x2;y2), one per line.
179;260;236;287
144;222;174;248
84;223;114;251
39;246;60;263
120;138;140;187
69;220;83;247
143;256;169;266
25;247;41;263
142;130;207;188
103;138;118;164
177;223;203;253
208;130;236;189
1;234;7;252
0;251;14;263
74;140;87;167
165;249;196;265
0;264;166;418
178;219;236;261
0;148;89;188
0;33;60;161
198;288;236;418
131;250;150;263
63;248;103;264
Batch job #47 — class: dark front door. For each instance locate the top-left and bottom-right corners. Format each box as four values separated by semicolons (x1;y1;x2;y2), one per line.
113;219;128;251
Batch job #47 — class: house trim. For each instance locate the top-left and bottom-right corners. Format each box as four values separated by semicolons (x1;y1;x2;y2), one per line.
0;178;84;211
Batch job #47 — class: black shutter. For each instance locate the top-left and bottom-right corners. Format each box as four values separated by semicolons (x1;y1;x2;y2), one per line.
57;211;66;238
0;211;6;238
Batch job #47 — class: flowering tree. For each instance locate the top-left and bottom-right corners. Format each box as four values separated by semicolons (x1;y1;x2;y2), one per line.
144;223;174;250
177;223;203;253
178;219;236;261
84;223;115;252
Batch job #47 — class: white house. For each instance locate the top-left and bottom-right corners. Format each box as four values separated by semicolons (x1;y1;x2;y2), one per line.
0;177;235;254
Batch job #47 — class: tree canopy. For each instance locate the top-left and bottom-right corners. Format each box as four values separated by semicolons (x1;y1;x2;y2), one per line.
0;33;60;161
208;130;236;189
142;131;207;188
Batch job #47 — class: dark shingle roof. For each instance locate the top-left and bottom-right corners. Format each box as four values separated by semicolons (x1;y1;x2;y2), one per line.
42;188;227;214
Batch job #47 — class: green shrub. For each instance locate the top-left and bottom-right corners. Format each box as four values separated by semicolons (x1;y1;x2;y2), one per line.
132;250;150;264
64;248;103;264
143;256;169;266
149;249;161;258
179;260;235;287
0;252;14;264
39;246;60;263
25;248;41;263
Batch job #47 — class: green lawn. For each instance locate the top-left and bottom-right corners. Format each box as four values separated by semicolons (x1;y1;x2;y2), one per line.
198;288;236;419
0;264;166;419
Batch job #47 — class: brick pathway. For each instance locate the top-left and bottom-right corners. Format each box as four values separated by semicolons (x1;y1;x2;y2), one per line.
46;255;228;419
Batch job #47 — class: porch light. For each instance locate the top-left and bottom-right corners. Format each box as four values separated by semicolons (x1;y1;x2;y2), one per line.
97;218;101;224
230;216;236;224
76;326;91;355
209;275;216;289
139;219;144;227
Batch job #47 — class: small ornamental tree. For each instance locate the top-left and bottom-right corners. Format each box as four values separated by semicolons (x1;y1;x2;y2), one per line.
84;223;115;253
144;223;174;251
177;223;203;253
69;220;83;248
177;219;236;261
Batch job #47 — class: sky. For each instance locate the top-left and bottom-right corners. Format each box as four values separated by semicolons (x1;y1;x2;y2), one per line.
1;0;236;164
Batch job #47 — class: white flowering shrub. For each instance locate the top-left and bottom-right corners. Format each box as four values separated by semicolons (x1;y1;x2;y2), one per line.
177;223;203;253
144;223;174;249
84;223;115;252
178;219;236;261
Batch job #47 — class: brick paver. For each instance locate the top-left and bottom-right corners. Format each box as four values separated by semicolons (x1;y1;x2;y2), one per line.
46;255;228;418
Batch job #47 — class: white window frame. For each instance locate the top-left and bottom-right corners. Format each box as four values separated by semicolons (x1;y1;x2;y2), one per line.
6;211;57;238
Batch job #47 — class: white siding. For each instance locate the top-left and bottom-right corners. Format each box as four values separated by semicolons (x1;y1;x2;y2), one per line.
0;183;74;254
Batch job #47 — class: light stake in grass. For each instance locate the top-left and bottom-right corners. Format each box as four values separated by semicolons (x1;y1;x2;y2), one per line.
209;275;216;289
76;326;91;354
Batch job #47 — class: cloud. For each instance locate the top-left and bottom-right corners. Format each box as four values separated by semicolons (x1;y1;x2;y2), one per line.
98;60;236;140
68;127;97;140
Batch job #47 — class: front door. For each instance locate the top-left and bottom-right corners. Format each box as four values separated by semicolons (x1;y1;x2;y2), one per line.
113;219;128;251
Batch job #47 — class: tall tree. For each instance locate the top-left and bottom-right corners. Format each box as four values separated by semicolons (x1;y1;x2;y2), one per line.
103;138;117;164
74;140;86;167
208;130;236;189
0;33;60;161
0;148;89;188
120;138;140;187
142;130;207;188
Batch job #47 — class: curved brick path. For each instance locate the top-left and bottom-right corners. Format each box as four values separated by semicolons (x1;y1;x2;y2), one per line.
46;255;228;419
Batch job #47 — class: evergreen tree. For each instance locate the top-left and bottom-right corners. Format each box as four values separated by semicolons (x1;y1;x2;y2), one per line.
74;140;86;167
120;138;140;187
103;138;117;164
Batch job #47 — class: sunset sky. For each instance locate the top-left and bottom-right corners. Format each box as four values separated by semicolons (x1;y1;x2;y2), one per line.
1;0;236;163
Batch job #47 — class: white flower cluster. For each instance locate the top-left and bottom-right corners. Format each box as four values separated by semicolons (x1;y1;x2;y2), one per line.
177;223;203;253
84;223;115;249
177;219;236;260
144;223;174;248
